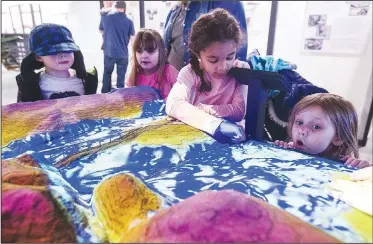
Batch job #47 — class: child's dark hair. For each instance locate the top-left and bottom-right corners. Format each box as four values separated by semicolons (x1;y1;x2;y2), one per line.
128;29;167;89
115;1;126;12
188;8;242;93
288;93;359;159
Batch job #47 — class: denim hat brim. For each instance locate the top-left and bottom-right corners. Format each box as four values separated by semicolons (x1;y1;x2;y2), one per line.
34;42;80;56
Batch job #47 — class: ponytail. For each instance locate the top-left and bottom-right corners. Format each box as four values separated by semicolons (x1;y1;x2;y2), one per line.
190;53;212;93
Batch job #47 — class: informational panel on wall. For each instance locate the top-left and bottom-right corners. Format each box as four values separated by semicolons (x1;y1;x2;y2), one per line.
301;1;372;55
144;1;174;34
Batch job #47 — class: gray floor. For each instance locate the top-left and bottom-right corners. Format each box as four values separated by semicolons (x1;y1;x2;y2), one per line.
1;68;372;162
1;68;19;105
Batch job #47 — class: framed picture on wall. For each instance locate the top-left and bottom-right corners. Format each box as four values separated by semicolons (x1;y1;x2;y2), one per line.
301;1;371;55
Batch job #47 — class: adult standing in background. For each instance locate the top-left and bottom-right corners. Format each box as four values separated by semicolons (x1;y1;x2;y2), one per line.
163;1;247;71
101;1;115;12
100;1;115;50
99;1;135;93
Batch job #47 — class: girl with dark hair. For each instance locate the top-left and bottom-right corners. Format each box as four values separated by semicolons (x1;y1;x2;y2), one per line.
166;8;250;143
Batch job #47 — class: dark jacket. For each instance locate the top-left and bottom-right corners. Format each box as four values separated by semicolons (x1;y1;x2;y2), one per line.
264;69;328;141
163;1;247;67
16;51;98;102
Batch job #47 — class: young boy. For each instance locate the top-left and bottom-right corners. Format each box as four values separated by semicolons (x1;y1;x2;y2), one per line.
16;23;98;102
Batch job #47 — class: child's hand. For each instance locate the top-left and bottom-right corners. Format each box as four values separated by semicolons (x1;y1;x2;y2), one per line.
217;121;246;143
343;155;372;169
233;60;251;69
274;140;294;149
197;103;210;114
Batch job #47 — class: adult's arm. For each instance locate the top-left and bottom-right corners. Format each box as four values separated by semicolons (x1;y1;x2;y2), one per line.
162;8;173;47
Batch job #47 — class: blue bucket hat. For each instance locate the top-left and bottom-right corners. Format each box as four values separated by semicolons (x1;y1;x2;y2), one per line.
29;23;80;56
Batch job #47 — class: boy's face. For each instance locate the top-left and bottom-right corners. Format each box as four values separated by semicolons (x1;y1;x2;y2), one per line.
37;52;74;71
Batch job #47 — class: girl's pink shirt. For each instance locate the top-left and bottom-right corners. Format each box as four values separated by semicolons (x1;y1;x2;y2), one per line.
135;64;179;99
166;64;246;135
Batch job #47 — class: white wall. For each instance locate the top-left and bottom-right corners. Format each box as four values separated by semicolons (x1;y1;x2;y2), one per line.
1;1;71;33
243;1;272;56
65;1;143;82
273;1;372;137
66;1;103;76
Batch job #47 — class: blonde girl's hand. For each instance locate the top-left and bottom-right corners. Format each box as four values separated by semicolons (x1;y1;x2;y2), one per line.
343;155;372;169
233;59;251;69
274;140;294;149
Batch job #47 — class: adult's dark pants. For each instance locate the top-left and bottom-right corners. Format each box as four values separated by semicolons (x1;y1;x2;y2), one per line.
102;55;128;93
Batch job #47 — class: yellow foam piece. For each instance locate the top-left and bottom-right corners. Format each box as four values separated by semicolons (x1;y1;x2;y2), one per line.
119;219;150;243
135;123;209;146
2;95;143;146
328;168;373;242
74;204;107;242
92;173;161;242
331;171;350;181
343;208;373;243
329;167;372;216
2;107;51;146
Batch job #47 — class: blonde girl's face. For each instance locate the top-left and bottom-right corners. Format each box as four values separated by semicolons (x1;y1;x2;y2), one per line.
136;48;159;74
198;40;237;80
291;106;342;155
